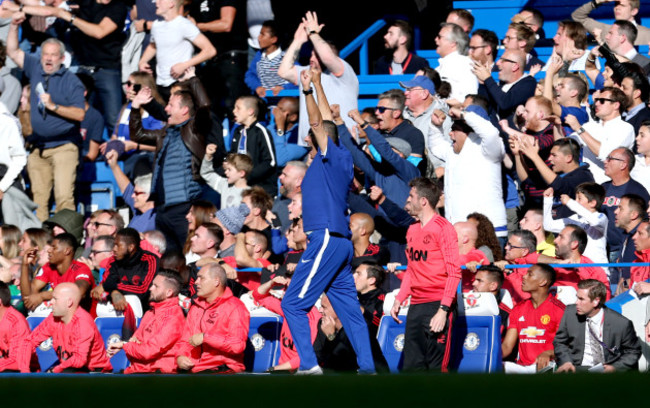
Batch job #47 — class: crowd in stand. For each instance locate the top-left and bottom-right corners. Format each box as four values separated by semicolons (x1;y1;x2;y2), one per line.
1;0;650;374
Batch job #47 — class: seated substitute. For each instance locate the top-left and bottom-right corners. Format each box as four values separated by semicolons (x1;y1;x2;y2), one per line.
554;279;641;372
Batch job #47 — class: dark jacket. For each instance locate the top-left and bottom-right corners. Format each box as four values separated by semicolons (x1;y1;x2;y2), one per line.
374;52;429;75
103;248;159;309
129;77;210;182
229;121;278;196
553;305;641;371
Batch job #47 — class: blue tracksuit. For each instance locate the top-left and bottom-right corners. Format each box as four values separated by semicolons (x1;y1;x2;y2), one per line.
281;137;376;373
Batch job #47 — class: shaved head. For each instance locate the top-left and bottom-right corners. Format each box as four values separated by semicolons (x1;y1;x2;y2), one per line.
51;282;81;319
454;221;478;246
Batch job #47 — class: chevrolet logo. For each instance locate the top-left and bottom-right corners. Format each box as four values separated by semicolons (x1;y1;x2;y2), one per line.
520;326;545;338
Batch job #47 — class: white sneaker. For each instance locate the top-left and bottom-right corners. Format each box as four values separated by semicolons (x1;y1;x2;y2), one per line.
295;365;323;375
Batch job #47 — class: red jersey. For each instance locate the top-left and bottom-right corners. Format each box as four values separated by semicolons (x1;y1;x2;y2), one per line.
123;298;185;374
0;307;32;372
630;248;650;286
175;287;249;373
460;248;488;292
397;214;461;306
508;295;566;366
251;290;321;370
222;256;271;292
20;307;112;373
35;260;94;288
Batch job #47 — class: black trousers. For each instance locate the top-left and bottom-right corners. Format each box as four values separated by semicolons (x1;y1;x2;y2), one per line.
403;301;455;372
155;201;191;253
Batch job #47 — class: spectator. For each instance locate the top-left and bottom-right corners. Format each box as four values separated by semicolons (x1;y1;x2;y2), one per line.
435;22;477;103
269;97;307;166
189;0;248;120
601;147;650;264
214;203;249;259
571;0;650;45
229;95;278;196
106;150;156;233
621;73;650;134
613;194;647;293
221;230;270;291
543;183;609;270
0;41;20;114
543;59;590;137
130;78;210;253
512;7;553;47
143;230;166;257
390;177;461;371
83;209;124;258
554;279;641;372
519;208;556;256
467;212;504;262
107;271;185;374
78;234;114;285
185;222;223;296
92;228;158;315
183;199;217;261
374;20;429;75
74;73;104;163
632;121;650;191
349;212;389;268
19;282;112;373
20;233;92;311
456;221;488;291
501;23;545;71
428;105;507;238
17;85;31;138
241;186;273;247
273;160;306;233
175;263;249;373
6;18;85;222
0;281;31;372
245;20;293;97
138;0;216;98
505;96;560;206
473;49;537;125
502;264;565;373
278;11;359;140
468;29;498;69
631;219;650;286
494;229;538;304
445;9;474;33
545;20;589;73
604;20;650;75
201;149;251;209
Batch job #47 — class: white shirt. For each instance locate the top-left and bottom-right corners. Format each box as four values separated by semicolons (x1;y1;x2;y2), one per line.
582;308;605;367
428;111;507;229
631;154;650;193
569;116;635;184
0;102;26;193
151;16;200;87
403;98;451;169
435;51;478;102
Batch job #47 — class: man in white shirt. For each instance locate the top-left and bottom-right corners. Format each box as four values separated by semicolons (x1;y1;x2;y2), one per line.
566;87;635;184
434;22;478;104
138;0;216;91
554;279;640;372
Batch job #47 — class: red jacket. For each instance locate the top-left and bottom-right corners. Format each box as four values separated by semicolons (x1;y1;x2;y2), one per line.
460;248;488;292
20;307;112;373
175;287;250;373
251;290;320;370
123;298;185;374
0;307;32;372
630;248;650;286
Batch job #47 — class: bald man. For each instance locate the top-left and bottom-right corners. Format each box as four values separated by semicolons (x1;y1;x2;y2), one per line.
19;283;112;373
455;221;488;291
175;264;250;373
350;212;389;268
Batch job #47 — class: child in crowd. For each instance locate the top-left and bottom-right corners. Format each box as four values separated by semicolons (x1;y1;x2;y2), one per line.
543;182;609;272
201;145;252;209
245;20;294;98
230;96;278;196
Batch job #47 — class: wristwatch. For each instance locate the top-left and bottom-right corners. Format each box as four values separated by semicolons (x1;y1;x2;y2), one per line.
276;129;285;136
439;305;450;313
576;126;586;135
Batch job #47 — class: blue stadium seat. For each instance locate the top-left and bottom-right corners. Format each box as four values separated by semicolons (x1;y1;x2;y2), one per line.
78;161;123;198
376;315;406;373
244;315;282;373
26;316;58;372
95;317;131;373
450;315;502;373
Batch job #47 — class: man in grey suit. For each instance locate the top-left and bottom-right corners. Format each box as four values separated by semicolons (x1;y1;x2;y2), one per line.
605;20;650;76
554;279;641;372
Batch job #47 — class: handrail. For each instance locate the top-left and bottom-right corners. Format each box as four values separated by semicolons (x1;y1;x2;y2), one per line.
339;19;387;75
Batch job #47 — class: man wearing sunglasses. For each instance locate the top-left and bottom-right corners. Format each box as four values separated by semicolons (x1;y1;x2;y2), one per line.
566;86;634;184
554;279;641;372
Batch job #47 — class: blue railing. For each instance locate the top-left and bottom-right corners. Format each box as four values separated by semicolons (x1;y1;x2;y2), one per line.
339;19;387;75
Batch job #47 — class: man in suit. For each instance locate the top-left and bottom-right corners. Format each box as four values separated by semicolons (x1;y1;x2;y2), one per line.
554;279;641;372
605;20;650;76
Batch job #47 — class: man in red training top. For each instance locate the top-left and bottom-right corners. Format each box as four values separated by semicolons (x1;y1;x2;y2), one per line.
0;282;32;372
391;177;461;371
175;263;250;373
502;264;565;373
20;282;112;373
107;270;185;373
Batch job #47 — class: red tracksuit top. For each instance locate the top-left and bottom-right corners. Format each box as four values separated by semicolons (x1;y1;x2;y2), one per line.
397;214;461;306
20;307;112;373
123;297;185;374
630;248;650;286
251;289;321;370
0;307;31;372
460;248;488;292
175;287;250;373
